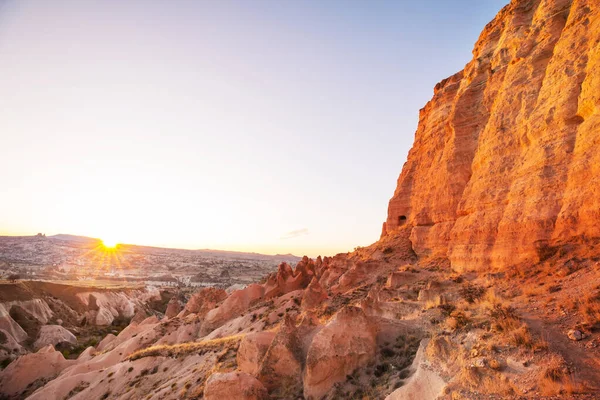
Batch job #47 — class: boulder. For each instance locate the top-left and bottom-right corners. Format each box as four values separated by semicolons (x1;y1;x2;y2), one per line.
568;329;584;341
204;371;268;400
33;325;77;350
304;306;377;399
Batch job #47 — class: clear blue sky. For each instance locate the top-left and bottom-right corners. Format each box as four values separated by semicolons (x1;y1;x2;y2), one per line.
0;0;507;256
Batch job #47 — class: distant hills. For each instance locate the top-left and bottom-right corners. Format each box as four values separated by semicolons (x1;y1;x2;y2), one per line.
47;234;301;262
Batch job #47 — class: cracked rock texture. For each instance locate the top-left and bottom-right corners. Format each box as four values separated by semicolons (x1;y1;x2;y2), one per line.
383;0;600;271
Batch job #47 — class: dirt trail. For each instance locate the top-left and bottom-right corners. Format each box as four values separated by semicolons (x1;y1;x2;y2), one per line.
523;313;600;392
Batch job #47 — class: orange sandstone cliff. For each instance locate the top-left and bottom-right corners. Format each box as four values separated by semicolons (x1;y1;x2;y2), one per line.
383;0;600;271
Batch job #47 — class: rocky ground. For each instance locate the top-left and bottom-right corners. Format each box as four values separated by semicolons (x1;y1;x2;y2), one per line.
0;228;597;399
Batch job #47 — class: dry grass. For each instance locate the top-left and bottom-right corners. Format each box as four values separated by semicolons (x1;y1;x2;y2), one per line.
454;365;516;396
127;335;243;361
579;291;600;328
426;335;453;360
459;284;485;303
538;355;585;396
507;324;547;350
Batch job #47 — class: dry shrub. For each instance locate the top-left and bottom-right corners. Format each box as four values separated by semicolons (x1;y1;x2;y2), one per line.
506;324;547;351
425;296;444;309
458;365;515;395
459;366;481;388
538;355;585;395
459;284;486;303
446;310;470;331
579;291;600;328
508;324;533;347
426;335;453;361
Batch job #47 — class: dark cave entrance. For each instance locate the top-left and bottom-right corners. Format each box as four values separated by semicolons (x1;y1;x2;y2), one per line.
398;215;407;226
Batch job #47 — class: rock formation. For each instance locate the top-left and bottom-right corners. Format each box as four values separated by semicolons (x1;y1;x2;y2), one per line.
304;306;377;399
237;331;276;376
383;0;600;271
183;287;227;317
164;297;183;319
33;325;77;350
301;277;328;310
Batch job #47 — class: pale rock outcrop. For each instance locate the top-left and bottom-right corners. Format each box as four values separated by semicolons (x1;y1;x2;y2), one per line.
3;299;53;324
95;307;115;326
204;371;269;400
386;339;445;400
304;306;377;399
33;325;77;350
237;331;276;376
77;291;139;325
383;0;600;271
0;304;27;343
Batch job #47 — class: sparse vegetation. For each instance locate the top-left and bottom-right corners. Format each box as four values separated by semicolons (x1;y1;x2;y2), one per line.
127;335;243;361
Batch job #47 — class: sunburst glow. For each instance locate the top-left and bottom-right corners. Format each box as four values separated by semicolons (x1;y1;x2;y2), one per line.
101;238;119;249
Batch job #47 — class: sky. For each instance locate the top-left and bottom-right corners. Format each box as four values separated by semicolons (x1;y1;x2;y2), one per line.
0;0;507;257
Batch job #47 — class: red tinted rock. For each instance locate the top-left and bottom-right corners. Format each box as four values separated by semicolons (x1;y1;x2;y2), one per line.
202;284;264;334
257;315;303;394
184;287;227;317
237;331;276;376
301;277;328;311
164;297;183;319
382;0;600;270
304;306;377;399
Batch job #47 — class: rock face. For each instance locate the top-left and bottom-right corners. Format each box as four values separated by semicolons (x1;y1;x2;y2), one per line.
383;0;600;271
204;371;268;400
304;306;377;399
237;331;276;376
257;316;303;394
301;277;328;310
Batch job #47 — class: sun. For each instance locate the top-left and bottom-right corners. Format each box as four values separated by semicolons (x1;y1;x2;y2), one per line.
101;237;119;249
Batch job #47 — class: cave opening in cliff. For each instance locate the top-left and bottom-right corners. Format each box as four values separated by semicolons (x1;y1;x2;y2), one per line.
398;215;407;226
